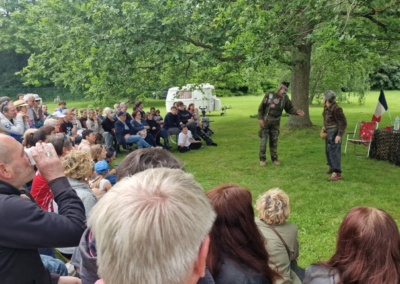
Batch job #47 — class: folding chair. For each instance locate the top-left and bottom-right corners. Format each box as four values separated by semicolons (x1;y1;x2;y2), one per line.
169;134;178;145
167;129;180;146
344;121;378;157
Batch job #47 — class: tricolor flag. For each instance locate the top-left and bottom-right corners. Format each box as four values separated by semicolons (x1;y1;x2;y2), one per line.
372;89;388;122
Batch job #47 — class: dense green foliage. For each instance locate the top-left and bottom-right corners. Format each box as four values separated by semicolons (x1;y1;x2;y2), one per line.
0;52;29;88
1;0;400;126
370;61;400;90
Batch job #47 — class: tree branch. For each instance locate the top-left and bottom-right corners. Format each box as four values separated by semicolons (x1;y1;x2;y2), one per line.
363;14;387;31
355;35;400;41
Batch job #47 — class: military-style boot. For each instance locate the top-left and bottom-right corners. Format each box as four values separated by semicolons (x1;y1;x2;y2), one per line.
164;140;172;150
198;129;217;146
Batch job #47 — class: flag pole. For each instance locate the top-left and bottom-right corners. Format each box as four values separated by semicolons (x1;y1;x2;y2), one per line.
388;108;393;125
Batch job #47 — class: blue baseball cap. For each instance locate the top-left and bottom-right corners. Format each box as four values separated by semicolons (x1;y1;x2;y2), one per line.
95;160;109;174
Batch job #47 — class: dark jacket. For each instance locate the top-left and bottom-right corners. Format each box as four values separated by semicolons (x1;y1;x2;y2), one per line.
323;102;347;137
101;116;115;133
125;113;133;124
79;117;88;129
304;265;340;284
0;177;86;284
258;92;298;122
199;269;216;284
71;227;215;284
71;228;99;284
178;109;193;124
163;112;180;130
147;118;162;137
114;119;135;145
130;118;147;134
214;256;271;284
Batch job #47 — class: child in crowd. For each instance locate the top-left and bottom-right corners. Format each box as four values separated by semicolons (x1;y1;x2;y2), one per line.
105;148;117;185
178;125;202;153
153;109;163;124
90;144;107;163
91;146;116;184
91;160;112;199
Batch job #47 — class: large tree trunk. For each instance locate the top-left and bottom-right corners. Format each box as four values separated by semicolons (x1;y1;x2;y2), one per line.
287;42;313;128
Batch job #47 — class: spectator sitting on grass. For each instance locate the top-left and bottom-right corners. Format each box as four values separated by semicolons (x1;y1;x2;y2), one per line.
79;108;88;129
304;206;400;284
90;144;107;163
206;184;280;283
163;106;180;136
114;111;151;150
43;118;61;133
178;125;202;153
145;112;171;150
154;109;163;124
90;160;112;199
104;148;117;185
0;100;26;140
78;130;97;153
70;148;184;284
58;100;67;113
255;188;303;284
31;133;73;212
89;168;216;284
57;150;97;261
131;110;157;147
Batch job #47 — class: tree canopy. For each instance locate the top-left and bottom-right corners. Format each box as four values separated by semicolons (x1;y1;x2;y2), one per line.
1;0;400;126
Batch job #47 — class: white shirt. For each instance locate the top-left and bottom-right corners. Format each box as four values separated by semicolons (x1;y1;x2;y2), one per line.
178;130;193;147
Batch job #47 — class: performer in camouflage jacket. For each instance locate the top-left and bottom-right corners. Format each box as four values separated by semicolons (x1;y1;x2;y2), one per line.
257;82;304;166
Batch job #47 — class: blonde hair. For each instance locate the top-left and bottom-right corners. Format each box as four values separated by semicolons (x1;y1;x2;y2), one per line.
62;150;94;181
88;168;216;284
256;188;290;225
90;144;105;162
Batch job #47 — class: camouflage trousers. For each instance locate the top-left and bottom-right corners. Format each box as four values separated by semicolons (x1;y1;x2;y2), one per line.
259;120;280;162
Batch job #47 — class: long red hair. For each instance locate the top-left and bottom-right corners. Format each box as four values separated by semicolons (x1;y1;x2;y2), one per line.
326;206;400;283
206;184;279;282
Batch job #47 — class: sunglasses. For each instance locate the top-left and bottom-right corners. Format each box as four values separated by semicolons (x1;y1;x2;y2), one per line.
0;100;9;112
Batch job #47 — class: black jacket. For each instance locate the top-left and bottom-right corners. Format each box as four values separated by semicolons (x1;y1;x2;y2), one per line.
0;177;86;284
115;119;135;146
178;109;193;124
101;116;115;133
163;112;180;130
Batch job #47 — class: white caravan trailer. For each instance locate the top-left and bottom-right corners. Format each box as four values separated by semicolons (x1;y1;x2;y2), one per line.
165;83;222;113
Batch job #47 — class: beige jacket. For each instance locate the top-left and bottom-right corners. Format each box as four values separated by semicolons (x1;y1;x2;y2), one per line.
255;218;301;284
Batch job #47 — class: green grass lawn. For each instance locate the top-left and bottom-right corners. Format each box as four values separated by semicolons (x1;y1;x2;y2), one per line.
45;90;400;267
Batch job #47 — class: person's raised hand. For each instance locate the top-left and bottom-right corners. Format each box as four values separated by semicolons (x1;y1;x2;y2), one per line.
31;142;65;182
297;110;305;116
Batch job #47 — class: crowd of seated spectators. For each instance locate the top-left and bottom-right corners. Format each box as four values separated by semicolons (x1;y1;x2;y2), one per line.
1;94;400;284
0;94;220;154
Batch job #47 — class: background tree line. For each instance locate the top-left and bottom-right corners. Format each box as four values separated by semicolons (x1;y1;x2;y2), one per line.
1;0;399;127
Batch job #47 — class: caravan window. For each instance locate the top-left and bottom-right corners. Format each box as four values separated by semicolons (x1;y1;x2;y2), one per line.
178;91;192;99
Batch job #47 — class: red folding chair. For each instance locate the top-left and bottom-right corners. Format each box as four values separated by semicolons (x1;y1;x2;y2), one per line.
345;121;378;157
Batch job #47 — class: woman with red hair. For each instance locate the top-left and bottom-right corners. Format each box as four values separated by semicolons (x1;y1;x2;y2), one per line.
304;206;400;283
206;184;280;283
